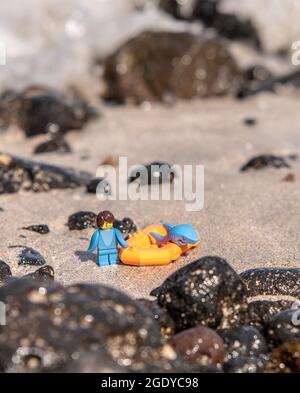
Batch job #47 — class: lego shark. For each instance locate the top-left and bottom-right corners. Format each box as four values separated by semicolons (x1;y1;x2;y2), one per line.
150;224;199;247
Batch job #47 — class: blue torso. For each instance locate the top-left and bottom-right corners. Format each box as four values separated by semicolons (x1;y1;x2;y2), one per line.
97;229;117;249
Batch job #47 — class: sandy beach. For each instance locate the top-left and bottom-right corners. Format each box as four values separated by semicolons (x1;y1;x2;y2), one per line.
1;92;299;298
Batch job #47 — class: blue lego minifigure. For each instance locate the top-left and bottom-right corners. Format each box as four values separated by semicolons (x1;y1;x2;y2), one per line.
87;211;128;267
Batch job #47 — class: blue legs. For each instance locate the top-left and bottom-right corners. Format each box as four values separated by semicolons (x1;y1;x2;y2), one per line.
97;251;120;267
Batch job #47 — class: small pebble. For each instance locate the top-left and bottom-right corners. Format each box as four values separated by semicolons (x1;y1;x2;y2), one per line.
67;211;96;231
22;225;50;235
86;178;111;195
0;260;12;282
24;266;54;282
281;173;295;182
271;342;300;373
240;155;291;172
114;217;137;238
128;161;176;185
34;137;71;155
218;326;268;360
223;356;267;373
243;118;257;127
267;309;300;346
18;247;46;266
169;326;225;367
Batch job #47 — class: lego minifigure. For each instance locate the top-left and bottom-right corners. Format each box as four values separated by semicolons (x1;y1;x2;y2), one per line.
87;211;128;267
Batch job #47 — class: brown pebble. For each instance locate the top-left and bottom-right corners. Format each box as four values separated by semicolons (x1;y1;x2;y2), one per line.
101;156;118;168
169;326;225;367
281;173;295;182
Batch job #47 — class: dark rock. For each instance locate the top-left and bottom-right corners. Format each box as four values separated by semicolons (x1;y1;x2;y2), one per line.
266;309;300;346
15;86;98;137
34;134;71;155
218;326;268;360
129;161;176;185
160;0;261;48
0;261;12;282
0;279;188;372
101;31;242;104
240;155;291;172
24;266;54;282
223;356;267;373
241;300;294;331
86;178;111;195
237;70;300;99
240;268;300;298
16;247;46;267
138;299;175;340
0;90;19;130
152;256;247;331
0;152;92;194
114;217;137;238
22;225;50;235
169;326;225;367
67;211;97;231
0;207;3;212
243;118;257;127
270;342;300;373
281;173;296;182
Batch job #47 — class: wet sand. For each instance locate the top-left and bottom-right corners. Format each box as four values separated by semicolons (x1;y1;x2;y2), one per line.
0;93;299;298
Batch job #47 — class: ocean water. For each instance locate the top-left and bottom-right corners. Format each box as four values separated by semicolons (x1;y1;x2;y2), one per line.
0;0;299;90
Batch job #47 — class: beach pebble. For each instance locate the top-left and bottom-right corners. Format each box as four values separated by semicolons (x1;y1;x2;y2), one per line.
139;299;175;340
86;178;111;195
24;266;54;282
169;326;225;367
114;217;137;237
18;247;46;266
271;342;300;373
101;31;242;104
266;309;300;345
152;256;247;331
223;356;267;373
0;260;12;282
240;155;291;172
242;300;294;331
281;173;295;182
218;326;268;360
0;279;189;372
0;152;91;194
67;211;96;231
240;268;300;298
22;225;50;235
128;161;176;185
34;136;71;155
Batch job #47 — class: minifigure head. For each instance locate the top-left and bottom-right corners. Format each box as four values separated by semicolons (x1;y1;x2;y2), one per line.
97;210;115;230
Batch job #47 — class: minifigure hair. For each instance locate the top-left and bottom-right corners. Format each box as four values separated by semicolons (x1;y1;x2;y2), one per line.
97;210;115;228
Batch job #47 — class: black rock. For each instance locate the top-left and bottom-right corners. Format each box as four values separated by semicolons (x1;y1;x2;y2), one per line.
0;207;4;212
240;268;300;298
271;342;300;373
0;152;92;194
223;356;267;373
218;326;268;360
34;136;71;155
23;266;54;282
67;211;97;231
22;225;50;235
129;161;176;185
266;309;300;346
0;279;187;372
138;299;175;340
243;118;257;127
160;0;261;48
86;178;111;195
114;217;137;237
16;86;98;137
152;256;247;331
242;300;294;331
17;247;46;266
0;261;12;282
240;155;291;172
101;31;242;104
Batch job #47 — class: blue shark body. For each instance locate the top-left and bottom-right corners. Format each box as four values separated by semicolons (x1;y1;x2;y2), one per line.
150;224;199;247
87;228;128;266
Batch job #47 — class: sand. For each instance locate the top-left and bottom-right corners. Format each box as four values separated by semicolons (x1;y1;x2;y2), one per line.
0;92;299;298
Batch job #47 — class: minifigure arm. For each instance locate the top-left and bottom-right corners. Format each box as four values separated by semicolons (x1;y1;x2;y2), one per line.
115;229;129;249
87;230;100;252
